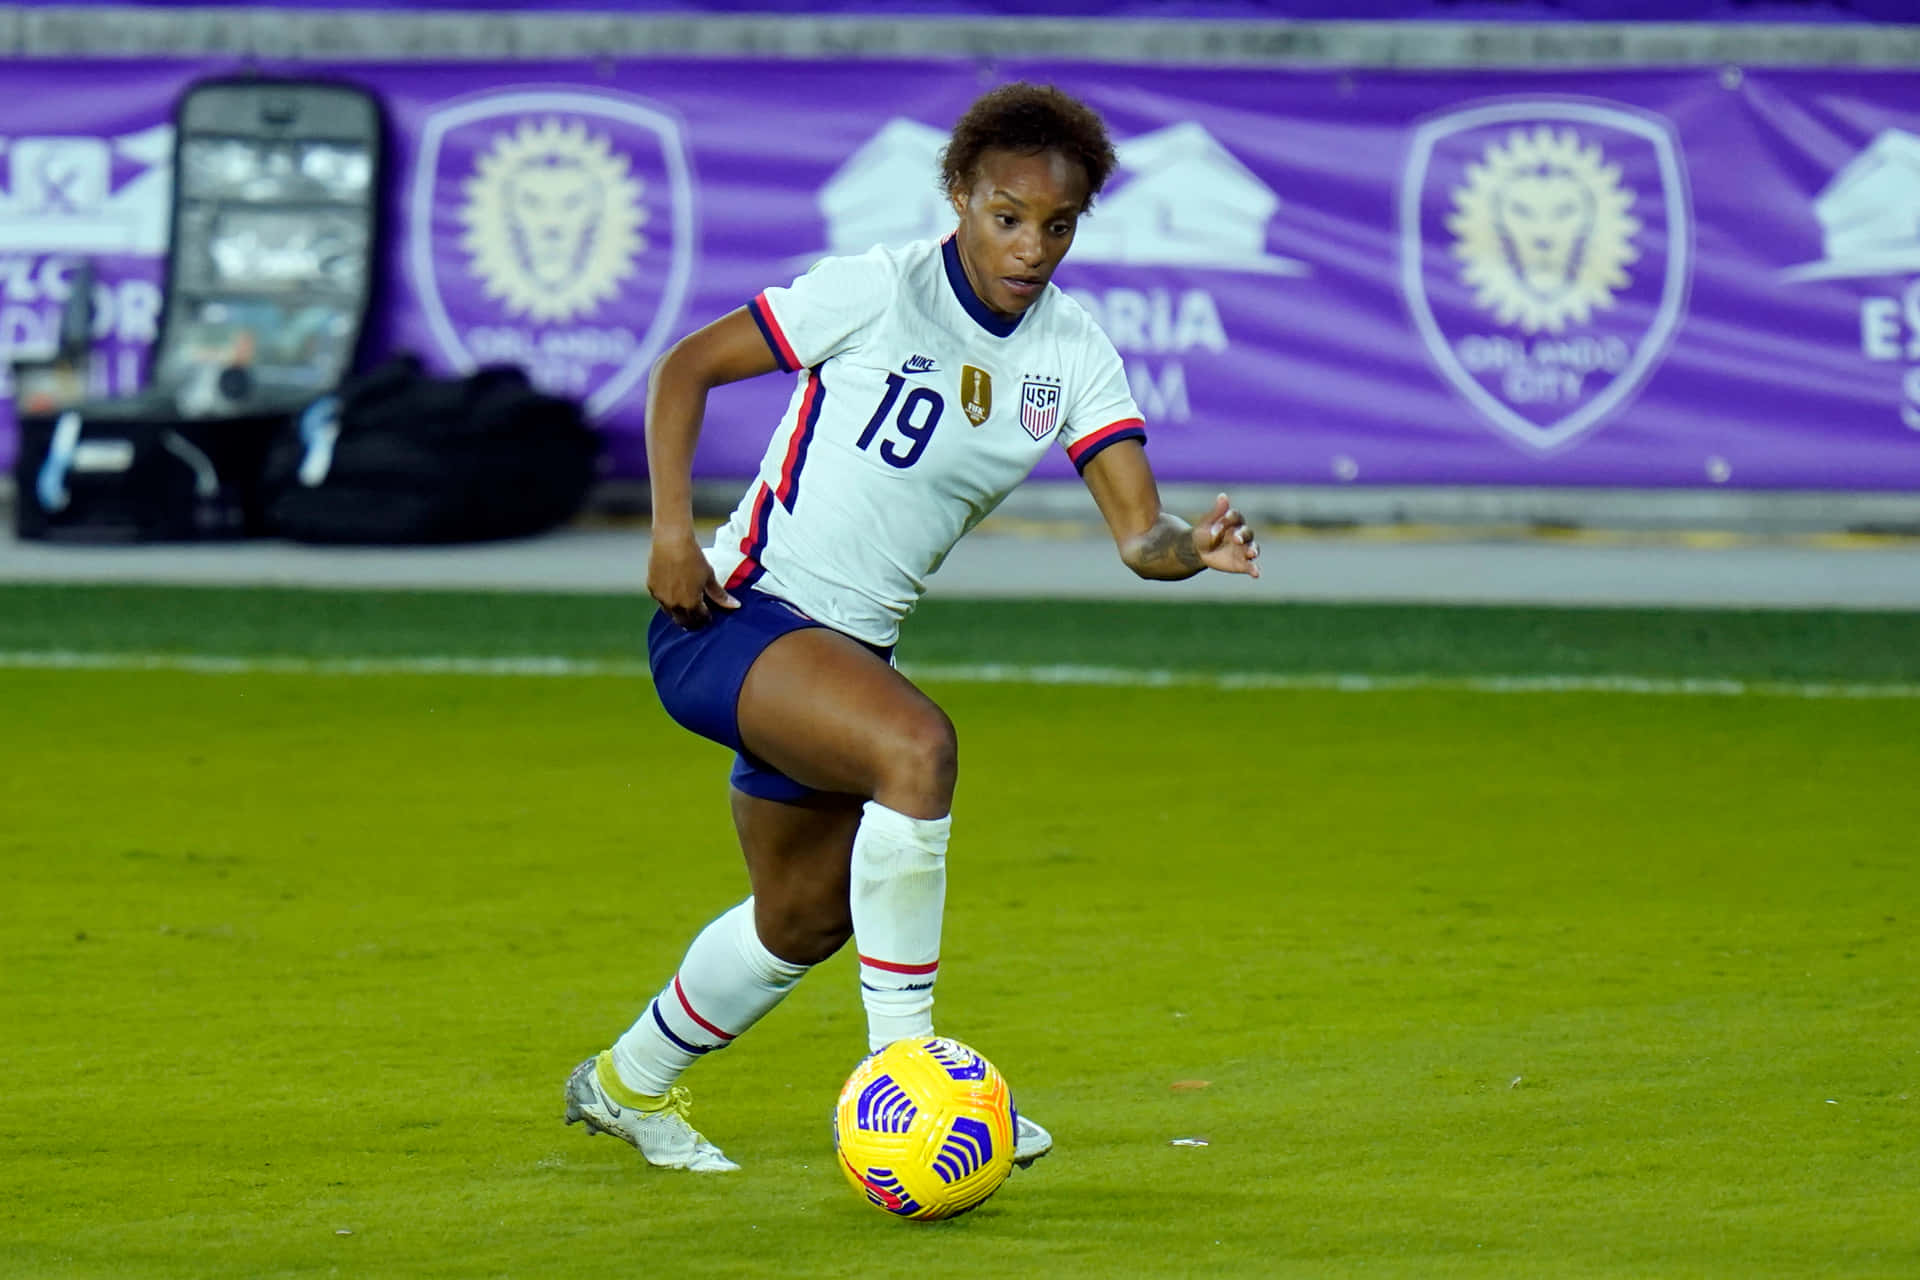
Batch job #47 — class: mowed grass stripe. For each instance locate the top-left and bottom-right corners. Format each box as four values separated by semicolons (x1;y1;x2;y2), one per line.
4;648;1920;699
2;583;1919;683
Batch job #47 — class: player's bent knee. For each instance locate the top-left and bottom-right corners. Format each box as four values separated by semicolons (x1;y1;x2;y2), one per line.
877;708;958;811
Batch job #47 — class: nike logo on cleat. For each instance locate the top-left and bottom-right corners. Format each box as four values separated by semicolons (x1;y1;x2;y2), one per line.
902;355;939;375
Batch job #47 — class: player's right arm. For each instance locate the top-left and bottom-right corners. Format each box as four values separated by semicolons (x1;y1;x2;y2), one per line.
645;308;782;628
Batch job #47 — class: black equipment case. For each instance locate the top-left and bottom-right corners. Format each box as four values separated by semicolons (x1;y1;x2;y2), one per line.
12;76;385;541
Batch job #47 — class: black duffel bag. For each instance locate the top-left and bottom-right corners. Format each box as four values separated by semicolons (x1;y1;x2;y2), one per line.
13;393;280;543
264;356;601;544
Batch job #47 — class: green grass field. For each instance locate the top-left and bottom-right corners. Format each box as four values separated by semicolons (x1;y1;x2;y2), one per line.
3;586;1917;1278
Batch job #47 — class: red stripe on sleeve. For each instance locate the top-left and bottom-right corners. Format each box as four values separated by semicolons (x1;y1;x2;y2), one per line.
1066;417;1147;465
751;292;801;372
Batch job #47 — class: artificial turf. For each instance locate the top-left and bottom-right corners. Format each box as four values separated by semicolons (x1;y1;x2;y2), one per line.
2;588;1915;1277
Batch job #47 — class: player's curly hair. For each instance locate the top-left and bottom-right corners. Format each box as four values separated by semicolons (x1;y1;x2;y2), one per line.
940;83;1118;211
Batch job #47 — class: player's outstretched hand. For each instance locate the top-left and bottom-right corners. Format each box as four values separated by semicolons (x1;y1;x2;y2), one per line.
1193;493;1260;579
649;530;741;628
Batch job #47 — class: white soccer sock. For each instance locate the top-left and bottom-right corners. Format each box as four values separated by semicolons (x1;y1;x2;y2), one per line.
849;800;951;1052
610;897;809;1097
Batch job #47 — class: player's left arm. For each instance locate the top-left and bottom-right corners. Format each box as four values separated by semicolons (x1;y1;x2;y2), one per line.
1081;439;1260;581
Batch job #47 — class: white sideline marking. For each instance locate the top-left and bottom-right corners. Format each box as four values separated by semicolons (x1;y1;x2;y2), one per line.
0;650;1916;699
0;651;653;678
906;664;1920;699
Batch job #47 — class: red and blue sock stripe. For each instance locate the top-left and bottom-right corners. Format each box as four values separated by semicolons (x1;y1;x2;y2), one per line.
857;954;939;993
648;974;739;1056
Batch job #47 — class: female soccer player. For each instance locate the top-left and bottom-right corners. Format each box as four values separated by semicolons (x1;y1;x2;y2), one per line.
565;83;1260;1172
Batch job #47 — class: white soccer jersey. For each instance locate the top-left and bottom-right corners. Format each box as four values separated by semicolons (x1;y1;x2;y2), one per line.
708;235;1146;647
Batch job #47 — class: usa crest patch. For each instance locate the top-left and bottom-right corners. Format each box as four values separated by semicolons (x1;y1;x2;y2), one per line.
1019;378;1061;440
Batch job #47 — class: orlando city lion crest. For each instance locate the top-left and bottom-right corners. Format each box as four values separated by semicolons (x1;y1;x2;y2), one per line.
1399;99;1693;454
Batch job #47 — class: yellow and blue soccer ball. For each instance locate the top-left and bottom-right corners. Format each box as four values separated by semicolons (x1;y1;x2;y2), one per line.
833;1036;1016;1221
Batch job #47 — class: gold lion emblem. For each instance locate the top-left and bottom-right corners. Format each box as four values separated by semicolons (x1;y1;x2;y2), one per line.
1448;125;1641;335
459;117;647;323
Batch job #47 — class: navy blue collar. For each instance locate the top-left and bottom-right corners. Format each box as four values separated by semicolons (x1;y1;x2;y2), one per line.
942;235;1024;338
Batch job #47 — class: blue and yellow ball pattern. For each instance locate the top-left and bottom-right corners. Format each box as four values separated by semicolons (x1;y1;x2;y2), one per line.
832;1037;1017;1221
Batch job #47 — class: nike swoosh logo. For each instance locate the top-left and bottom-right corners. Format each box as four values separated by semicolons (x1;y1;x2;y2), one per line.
902;355;939;374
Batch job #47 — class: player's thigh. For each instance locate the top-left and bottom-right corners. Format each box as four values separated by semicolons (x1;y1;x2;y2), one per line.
735;627;956;808
731;787;863;965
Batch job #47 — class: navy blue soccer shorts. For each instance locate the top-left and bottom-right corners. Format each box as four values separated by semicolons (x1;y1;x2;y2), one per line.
646;585;894;804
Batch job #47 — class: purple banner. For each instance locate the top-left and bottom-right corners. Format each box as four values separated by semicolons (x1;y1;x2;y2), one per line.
29;2;1899;16
4;58;1920;489
0;63;179;427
